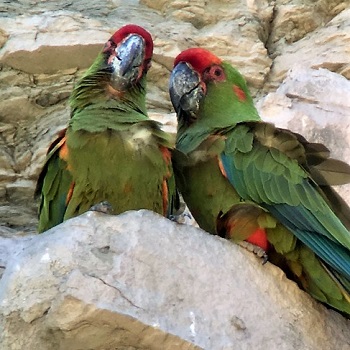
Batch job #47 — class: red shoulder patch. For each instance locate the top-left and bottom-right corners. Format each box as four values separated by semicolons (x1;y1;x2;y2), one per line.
160;146;172;168
246;228;269;252
233;85;246;102
58;137;69;162
66;182;75;206
159;146;172;216
217;157;228;178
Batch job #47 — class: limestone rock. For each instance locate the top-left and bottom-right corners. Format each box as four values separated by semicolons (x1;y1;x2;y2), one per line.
0;0;350;238
0;27;8;49
0;210;349;349
0;13;109;74
268;6;350;88
267;0;345;57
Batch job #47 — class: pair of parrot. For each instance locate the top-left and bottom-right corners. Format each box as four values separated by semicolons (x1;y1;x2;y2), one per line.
36;24;350;316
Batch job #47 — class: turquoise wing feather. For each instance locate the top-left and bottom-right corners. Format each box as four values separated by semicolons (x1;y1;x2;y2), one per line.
220;123;350;282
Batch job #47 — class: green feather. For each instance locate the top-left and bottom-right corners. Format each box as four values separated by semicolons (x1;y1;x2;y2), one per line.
36;138;73;233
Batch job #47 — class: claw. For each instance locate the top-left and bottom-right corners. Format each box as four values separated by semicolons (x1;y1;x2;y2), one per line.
169;212;195;225
238;241;268;265
89;201;113;215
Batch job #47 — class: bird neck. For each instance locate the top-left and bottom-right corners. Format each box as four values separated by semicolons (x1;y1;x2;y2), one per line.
176;73;260;154
68;54;149;132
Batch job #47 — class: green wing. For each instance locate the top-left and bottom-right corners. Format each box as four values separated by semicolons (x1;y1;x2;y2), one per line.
35;129;73;233
291;128;350;230
221;122;350;282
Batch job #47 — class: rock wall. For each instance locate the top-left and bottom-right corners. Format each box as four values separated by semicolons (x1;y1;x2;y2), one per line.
0;0;350;235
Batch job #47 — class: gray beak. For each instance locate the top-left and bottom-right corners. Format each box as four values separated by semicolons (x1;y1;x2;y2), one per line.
169;62;204;116
111;34;145;90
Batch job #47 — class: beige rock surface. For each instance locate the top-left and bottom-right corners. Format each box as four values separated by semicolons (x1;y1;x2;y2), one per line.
1;210;349;350
268;6;350;89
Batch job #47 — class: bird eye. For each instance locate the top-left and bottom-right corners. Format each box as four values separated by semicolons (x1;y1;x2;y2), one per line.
209;66;225;80
214;68;222;77
203;65;225;82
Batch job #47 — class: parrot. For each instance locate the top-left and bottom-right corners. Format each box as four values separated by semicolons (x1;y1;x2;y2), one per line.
36;24;177;233
169;47;350;316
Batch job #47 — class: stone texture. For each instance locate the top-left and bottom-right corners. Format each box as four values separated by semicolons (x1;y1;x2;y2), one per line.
1;210;349;350
267;0;346;56
268;6;350;89
1;1;349;235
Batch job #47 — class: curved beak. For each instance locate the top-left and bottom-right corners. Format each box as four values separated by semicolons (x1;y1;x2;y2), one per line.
111;34;145;90
169;62;205;117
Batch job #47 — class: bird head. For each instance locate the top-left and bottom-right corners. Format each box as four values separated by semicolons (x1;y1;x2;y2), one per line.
169;48;259;130
102;24;153;91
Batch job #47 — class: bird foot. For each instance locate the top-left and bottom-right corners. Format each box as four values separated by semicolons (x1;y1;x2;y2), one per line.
168;212;193;223
238;241;268;265
168;215;177;221
89;201;113;215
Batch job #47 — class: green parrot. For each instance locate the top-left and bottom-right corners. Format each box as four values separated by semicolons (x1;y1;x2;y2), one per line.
36;24;177;233
169;47;350;315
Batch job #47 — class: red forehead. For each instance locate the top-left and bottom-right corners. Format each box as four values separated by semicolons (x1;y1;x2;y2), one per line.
109;24;153;60
174;48;222;72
